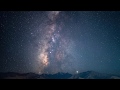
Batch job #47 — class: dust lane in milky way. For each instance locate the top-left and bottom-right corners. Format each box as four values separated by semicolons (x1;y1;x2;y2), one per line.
37;11;73;74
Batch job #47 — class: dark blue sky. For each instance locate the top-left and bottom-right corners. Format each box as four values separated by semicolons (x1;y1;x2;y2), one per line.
0;11;120;75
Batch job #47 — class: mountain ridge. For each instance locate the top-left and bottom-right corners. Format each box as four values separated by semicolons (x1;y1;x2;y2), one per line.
0;71;120;79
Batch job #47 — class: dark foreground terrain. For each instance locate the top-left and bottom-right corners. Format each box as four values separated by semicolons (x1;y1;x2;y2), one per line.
0;71;120;79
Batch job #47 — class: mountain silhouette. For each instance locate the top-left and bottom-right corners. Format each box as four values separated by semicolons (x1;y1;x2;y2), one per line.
71;71;112;79
0;71;120;79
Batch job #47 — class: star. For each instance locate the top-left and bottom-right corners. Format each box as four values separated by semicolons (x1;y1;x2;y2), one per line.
1;11;120;76
76;71;79;74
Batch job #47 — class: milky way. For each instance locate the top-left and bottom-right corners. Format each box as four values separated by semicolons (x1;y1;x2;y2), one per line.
36;11;74;74
1;11;120;75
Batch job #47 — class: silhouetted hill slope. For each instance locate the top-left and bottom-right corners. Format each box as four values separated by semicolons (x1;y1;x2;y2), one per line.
40;72;72;79
71;71;112;79
0;72;40;79
0;71;120;79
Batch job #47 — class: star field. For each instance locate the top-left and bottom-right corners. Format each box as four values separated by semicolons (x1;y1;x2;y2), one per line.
0;11;120;75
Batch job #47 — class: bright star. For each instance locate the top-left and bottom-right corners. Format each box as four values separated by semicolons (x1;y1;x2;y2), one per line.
76;71;79;74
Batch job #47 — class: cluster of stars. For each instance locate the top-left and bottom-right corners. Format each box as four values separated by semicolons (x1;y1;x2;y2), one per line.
0;11;120;75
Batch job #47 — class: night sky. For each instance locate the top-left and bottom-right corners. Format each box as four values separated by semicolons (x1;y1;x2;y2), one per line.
0;11;120;75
